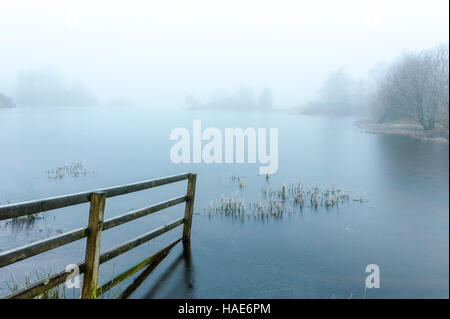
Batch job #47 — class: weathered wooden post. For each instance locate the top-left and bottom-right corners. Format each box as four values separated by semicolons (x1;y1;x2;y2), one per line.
182;173;197;241
81;191;106;299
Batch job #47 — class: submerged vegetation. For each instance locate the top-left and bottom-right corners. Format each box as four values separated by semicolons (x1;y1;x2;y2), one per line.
230;174;245;190
3;270;69;299
204;174;366;220
0;198;44;227
2;269;128;299
46;161;95;179
7;214;44;226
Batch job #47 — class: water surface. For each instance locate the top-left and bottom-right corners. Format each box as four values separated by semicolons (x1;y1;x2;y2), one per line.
0;107;448;298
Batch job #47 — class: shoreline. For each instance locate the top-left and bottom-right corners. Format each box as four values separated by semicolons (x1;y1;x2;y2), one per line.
354;119;449;143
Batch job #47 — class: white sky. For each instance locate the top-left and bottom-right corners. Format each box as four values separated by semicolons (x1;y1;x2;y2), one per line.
1;0;448;107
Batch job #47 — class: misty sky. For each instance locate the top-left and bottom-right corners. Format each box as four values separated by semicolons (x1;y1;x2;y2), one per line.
1;0;448;108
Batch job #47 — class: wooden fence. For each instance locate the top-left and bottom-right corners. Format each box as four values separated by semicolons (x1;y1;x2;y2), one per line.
0;172;197;299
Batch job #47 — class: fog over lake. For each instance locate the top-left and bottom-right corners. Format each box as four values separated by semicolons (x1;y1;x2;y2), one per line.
0;1;448;299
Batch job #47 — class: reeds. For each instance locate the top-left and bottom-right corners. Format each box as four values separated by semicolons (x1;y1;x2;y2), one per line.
207;195;285;217
261;182;350;210
46;161;93;179
4;270;69;299
230;174;245;190
204;175;362;220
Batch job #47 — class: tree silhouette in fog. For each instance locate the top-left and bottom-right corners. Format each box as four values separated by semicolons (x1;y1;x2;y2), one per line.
16;66;97;107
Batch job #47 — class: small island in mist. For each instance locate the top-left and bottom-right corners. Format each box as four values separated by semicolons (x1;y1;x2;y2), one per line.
186;86;273;111
13;66;98;107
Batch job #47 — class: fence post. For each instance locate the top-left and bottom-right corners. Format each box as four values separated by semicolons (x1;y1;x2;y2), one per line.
81;191;106;299
182;173;197;241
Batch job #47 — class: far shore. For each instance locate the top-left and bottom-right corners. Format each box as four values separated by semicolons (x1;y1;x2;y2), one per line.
354;119;449;143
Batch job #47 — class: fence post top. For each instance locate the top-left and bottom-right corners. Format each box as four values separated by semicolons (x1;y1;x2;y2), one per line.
90;191;106;197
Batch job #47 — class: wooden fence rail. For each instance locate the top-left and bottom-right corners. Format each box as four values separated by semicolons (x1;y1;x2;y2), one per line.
0;172;197;299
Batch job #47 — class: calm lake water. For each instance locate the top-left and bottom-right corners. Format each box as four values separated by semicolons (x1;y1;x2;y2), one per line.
0;106;448;298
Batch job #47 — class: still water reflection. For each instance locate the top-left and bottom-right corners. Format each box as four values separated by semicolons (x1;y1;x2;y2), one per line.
0;107;448;298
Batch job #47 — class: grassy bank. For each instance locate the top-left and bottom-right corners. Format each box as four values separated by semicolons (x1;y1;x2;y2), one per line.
354;119;449;143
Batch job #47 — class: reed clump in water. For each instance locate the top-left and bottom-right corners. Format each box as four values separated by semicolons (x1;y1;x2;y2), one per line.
8;214;43;226
205;176;361;220
46;161;94;179
3;270;124;299
230;174;245;190
261;182;351;210
207;195;285;218
4;270;68;299
1;198;45;226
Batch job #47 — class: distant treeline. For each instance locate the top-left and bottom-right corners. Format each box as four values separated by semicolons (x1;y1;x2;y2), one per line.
14;66;97;107
300;44;449;136
186;87;273;111
300;68;372;116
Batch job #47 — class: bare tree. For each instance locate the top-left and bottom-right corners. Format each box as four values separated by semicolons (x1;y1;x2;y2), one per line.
318;68;354;108
375;45;449;130
434;45;449;132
